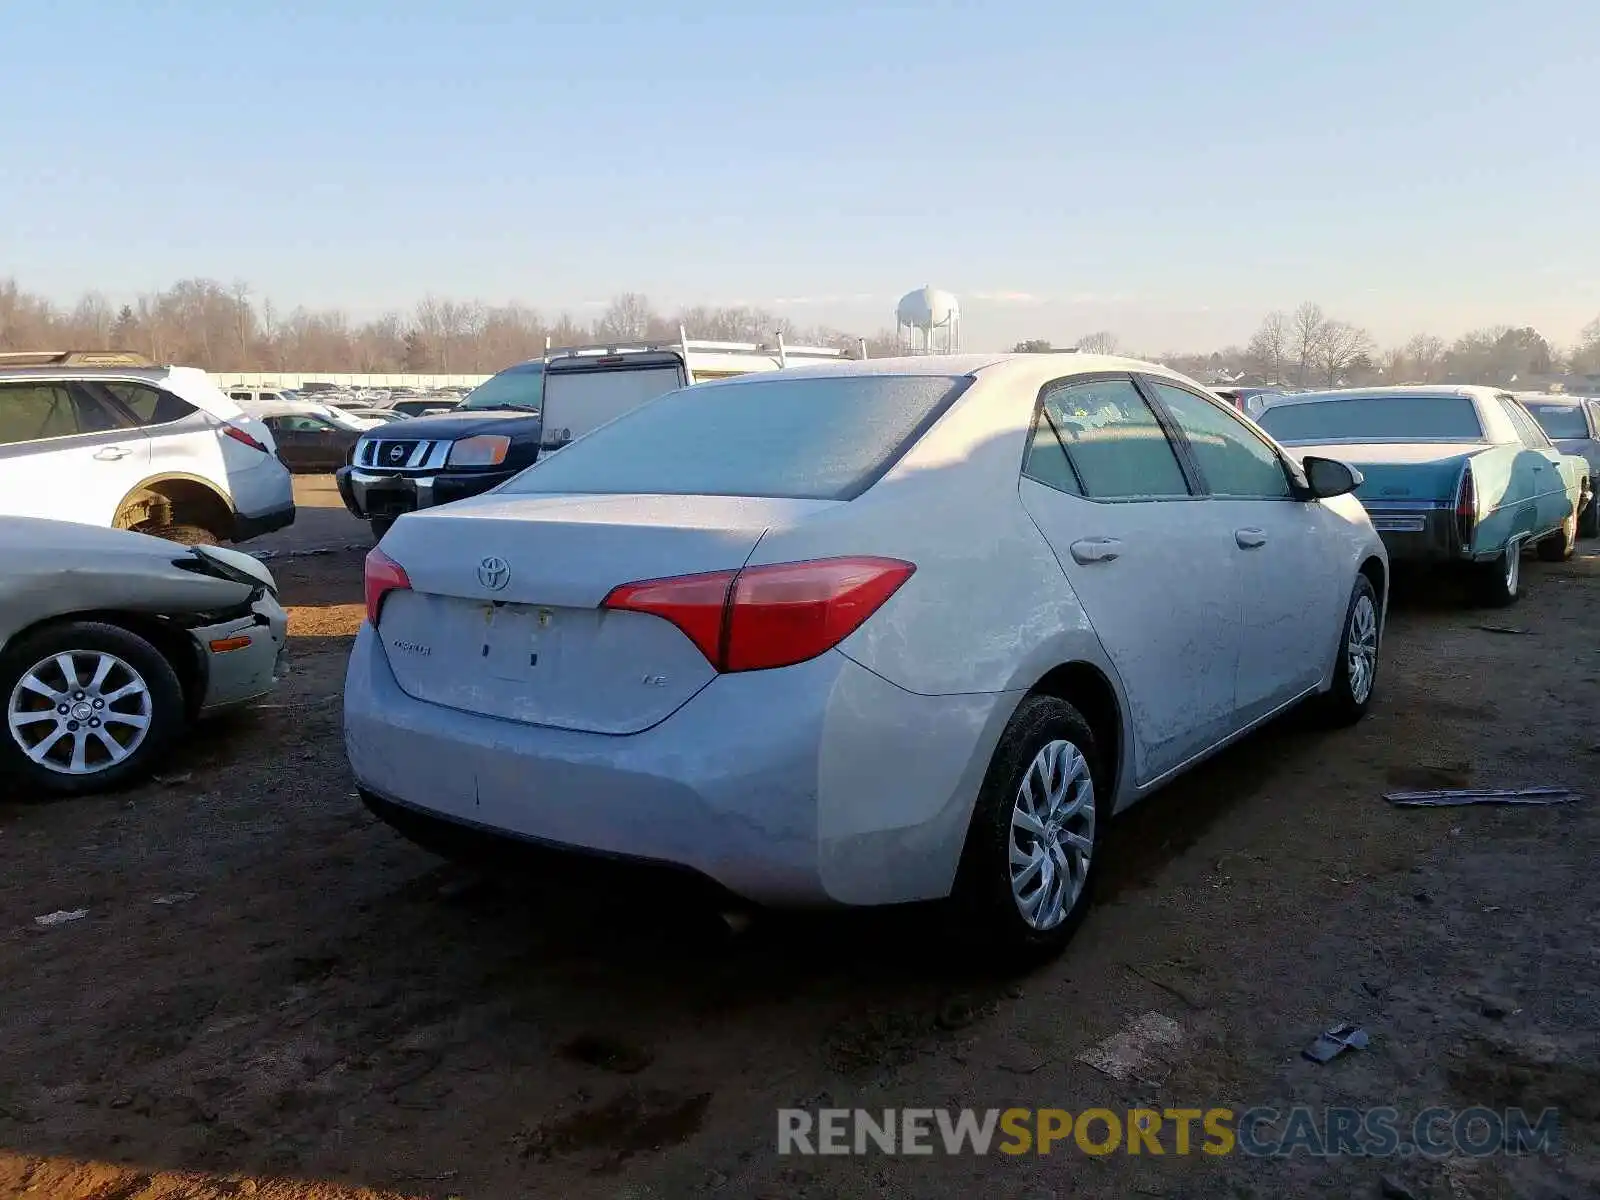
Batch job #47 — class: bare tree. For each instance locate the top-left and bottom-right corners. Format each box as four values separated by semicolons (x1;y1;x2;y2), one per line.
1571;315;1600;374
1246;311;1290;383
597;293;657;341
1401;334;1446;382
1290;302;1330;386
1075;330;1120;355
1316;321;1374;387
1012;339;1053;352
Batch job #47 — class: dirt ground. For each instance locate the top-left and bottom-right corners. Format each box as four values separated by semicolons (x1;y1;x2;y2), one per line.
3;489;1599;1200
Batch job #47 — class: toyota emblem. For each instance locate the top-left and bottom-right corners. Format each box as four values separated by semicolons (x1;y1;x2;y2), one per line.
477;556;511;591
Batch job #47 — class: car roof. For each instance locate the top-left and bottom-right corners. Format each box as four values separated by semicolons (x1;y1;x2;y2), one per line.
0;364;174;383
690;352;1204;392
1258;385;1502;409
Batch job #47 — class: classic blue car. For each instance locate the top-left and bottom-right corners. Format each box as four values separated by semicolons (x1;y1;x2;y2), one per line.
1256;386;1592;606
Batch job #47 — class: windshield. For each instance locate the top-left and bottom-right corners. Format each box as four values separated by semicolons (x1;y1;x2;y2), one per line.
506;373;971;501
1524;402;1589;440
460;364;544;412
1257;396;1484;443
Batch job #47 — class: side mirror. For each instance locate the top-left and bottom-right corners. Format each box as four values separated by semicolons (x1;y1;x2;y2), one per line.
1302;455;1364;499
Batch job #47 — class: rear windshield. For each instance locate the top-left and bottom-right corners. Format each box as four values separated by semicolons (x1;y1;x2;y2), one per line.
505;373;971;501
461;364;544;412
1257;396;1484;443
1524;402;1589;440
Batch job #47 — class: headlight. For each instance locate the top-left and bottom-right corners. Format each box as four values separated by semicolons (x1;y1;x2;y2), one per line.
447;435;511;467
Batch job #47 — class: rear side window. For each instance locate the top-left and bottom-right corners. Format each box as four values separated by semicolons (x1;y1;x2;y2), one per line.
1024;378;1191;500
506;373;972;501
1525;403;1588;439
1257;396;1484;443
0;382;129;445
97;381;198;426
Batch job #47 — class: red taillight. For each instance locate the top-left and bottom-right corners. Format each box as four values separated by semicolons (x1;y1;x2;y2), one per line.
364;547;411;625
222;423;268;453
602;556;915;673
1455;468;1476;548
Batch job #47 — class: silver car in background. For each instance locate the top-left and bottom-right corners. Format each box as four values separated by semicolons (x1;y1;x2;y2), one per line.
1;517;288;796
346;355;1386;963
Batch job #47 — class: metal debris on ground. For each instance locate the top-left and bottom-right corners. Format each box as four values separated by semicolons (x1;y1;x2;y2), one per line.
1384;786;1578;808
33;909;89;928
152;892;198;906
1473;625;1534;636
1077;1012;1185;1082
1303;1022;1369;1063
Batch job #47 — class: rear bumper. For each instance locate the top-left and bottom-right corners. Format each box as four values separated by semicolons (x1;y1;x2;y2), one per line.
335;466;516;522
1361;503;1464;564
231;501;295;542
343;623;1014;908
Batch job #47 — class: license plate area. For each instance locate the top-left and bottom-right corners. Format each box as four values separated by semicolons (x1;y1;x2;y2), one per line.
1370;516;1427;533
481;603;560;683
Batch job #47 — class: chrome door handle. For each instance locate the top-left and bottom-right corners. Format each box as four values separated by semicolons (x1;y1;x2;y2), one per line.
93;446;132;461
1235;528;1267;549
1069;537;1122;564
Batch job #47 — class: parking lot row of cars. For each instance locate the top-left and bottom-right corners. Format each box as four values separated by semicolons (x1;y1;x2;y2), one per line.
1;345;1594;964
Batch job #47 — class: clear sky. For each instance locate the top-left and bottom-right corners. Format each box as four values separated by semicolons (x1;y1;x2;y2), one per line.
4;0;1597;351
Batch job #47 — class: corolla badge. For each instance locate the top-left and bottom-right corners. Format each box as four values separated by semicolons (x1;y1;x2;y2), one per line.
477;555;512;591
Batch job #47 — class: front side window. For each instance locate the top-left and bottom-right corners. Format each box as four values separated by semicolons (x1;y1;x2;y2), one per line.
0;382;128;445
1024;377;1191;500
1148;381;1292;499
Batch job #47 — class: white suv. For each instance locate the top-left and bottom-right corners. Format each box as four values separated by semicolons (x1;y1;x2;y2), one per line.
0;353;295;545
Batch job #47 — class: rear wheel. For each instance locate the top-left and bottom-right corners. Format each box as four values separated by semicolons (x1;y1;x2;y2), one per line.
1579;492;1599;539
1470;540;1522;607
950;695;1105;969
1;622;186;797
1537;513;1577;562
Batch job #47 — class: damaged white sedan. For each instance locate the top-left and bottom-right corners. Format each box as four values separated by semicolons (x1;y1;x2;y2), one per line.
1;516;288;796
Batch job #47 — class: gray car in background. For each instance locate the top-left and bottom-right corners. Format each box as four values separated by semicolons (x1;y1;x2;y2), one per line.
1520;394;1600;537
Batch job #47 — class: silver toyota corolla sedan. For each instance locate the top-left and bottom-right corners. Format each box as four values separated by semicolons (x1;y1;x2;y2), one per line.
346;354;1387;963
1;516;288;796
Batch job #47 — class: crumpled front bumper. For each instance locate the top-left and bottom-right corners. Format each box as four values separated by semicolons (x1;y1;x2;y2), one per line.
192;590;289;715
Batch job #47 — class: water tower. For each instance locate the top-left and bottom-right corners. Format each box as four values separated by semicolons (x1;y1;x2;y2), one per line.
895;286;961;354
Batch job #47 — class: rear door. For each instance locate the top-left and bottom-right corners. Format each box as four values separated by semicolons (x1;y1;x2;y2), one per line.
1142;377;1344;723
0;380;150;527
91;378;228;492
1015;374;1241;783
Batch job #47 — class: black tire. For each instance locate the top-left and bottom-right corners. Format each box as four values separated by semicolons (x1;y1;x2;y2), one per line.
0;621;186;797
1536;512;1577;562
1313;574;1381;727
1470;540;1522;608
140;523;221;547
369;516;396;541
1579;495;1599;539
949;695;1107;970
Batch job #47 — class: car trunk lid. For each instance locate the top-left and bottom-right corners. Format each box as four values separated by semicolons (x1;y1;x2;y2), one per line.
1287;441;1488;502
373;492;839;733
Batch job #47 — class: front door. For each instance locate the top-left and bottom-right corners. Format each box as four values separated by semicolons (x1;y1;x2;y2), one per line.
0;381;151;527
1142;378;1344;724
1016;375;1240;784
